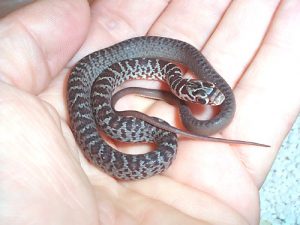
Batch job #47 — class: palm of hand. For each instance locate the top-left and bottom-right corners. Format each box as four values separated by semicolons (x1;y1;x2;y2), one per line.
1;1;300;225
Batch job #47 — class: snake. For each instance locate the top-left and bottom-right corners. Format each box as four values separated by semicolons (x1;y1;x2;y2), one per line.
67;36;268;180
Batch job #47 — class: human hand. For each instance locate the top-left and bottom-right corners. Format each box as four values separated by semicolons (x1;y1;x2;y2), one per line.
1;1;299;225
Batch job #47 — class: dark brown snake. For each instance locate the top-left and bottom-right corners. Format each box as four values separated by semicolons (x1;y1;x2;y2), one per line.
67;36;268;180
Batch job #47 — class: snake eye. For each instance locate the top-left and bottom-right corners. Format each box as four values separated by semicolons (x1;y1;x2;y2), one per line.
196;97;208;105
188;88;209;104
191;89;206;97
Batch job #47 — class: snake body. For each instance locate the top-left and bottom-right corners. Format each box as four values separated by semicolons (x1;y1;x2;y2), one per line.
67;36;238;180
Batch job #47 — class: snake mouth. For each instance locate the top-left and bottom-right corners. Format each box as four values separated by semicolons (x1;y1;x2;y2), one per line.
209;89;225;106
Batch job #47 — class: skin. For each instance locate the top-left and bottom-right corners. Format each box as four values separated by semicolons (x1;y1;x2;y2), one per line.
0;0;299;224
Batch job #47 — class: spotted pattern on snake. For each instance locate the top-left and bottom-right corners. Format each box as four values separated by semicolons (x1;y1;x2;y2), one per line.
67;36;235;180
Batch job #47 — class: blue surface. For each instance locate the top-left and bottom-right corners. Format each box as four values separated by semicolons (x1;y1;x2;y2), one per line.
260;116;300;225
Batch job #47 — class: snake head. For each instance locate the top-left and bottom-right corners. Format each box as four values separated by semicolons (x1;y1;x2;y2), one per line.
185;79;225;105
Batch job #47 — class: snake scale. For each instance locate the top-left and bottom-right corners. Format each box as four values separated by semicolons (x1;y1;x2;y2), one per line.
67;36;268;180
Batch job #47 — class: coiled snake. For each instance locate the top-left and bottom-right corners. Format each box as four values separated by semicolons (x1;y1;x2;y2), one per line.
67;36;268;180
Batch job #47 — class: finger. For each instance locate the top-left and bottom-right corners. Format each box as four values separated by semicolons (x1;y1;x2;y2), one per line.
150;0;231;47
202;0;280;84
71;0;170;62
229;0;300;185
0;0;90;93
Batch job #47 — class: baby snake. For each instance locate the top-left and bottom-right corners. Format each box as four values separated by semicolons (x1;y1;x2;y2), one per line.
67;36;268;180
